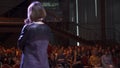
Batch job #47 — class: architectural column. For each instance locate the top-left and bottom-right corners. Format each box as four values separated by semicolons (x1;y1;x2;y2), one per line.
100;0;106;43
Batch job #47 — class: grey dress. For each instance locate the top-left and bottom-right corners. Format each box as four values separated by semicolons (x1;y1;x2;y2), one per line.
18;23;51;68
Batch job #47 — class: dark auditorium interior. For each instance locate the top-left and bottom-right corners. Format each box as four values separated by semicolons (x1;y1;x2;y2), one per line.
0;0;120;68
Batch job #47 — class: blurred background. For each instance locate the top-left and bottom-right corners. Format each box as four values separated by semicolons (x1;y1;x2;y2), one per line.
0;0;120;47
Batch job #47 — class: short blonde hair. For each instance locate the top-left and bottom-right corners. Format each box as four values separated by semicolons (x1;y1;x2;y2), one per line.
27;1;46;22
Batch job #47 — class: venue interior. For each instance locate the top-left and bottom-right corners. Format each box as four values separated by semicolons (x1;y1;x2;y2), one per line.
0;0;120;68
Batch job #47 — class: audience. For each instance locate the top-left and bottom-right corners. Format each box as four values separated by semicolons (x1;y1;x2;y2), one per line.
0;42;120;68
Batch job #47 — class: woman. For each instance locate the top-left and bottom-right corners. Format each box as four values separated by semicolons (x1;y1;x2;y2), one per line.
101;50;114;68
18;1;52;68
72;46;84;68
89;49;102;68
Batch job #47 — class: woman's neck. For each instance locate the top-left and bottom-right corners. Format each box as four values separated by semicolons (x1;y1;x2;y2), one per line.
33;21;44;24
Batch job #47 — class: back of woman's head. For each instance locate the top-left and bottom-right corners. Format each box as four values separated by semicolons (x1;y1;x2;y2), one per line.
26;1;46;24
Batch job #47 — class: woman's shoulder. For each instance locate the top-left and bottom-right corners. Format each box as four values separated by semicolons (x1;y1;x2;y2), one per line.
27;23;51;32
28;23;48;28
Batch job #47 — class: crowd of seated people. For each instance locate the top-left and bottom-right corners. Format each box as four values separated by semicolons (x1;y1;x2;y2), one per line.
0;42;120;68
0;46;21;68
48;43;120;68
